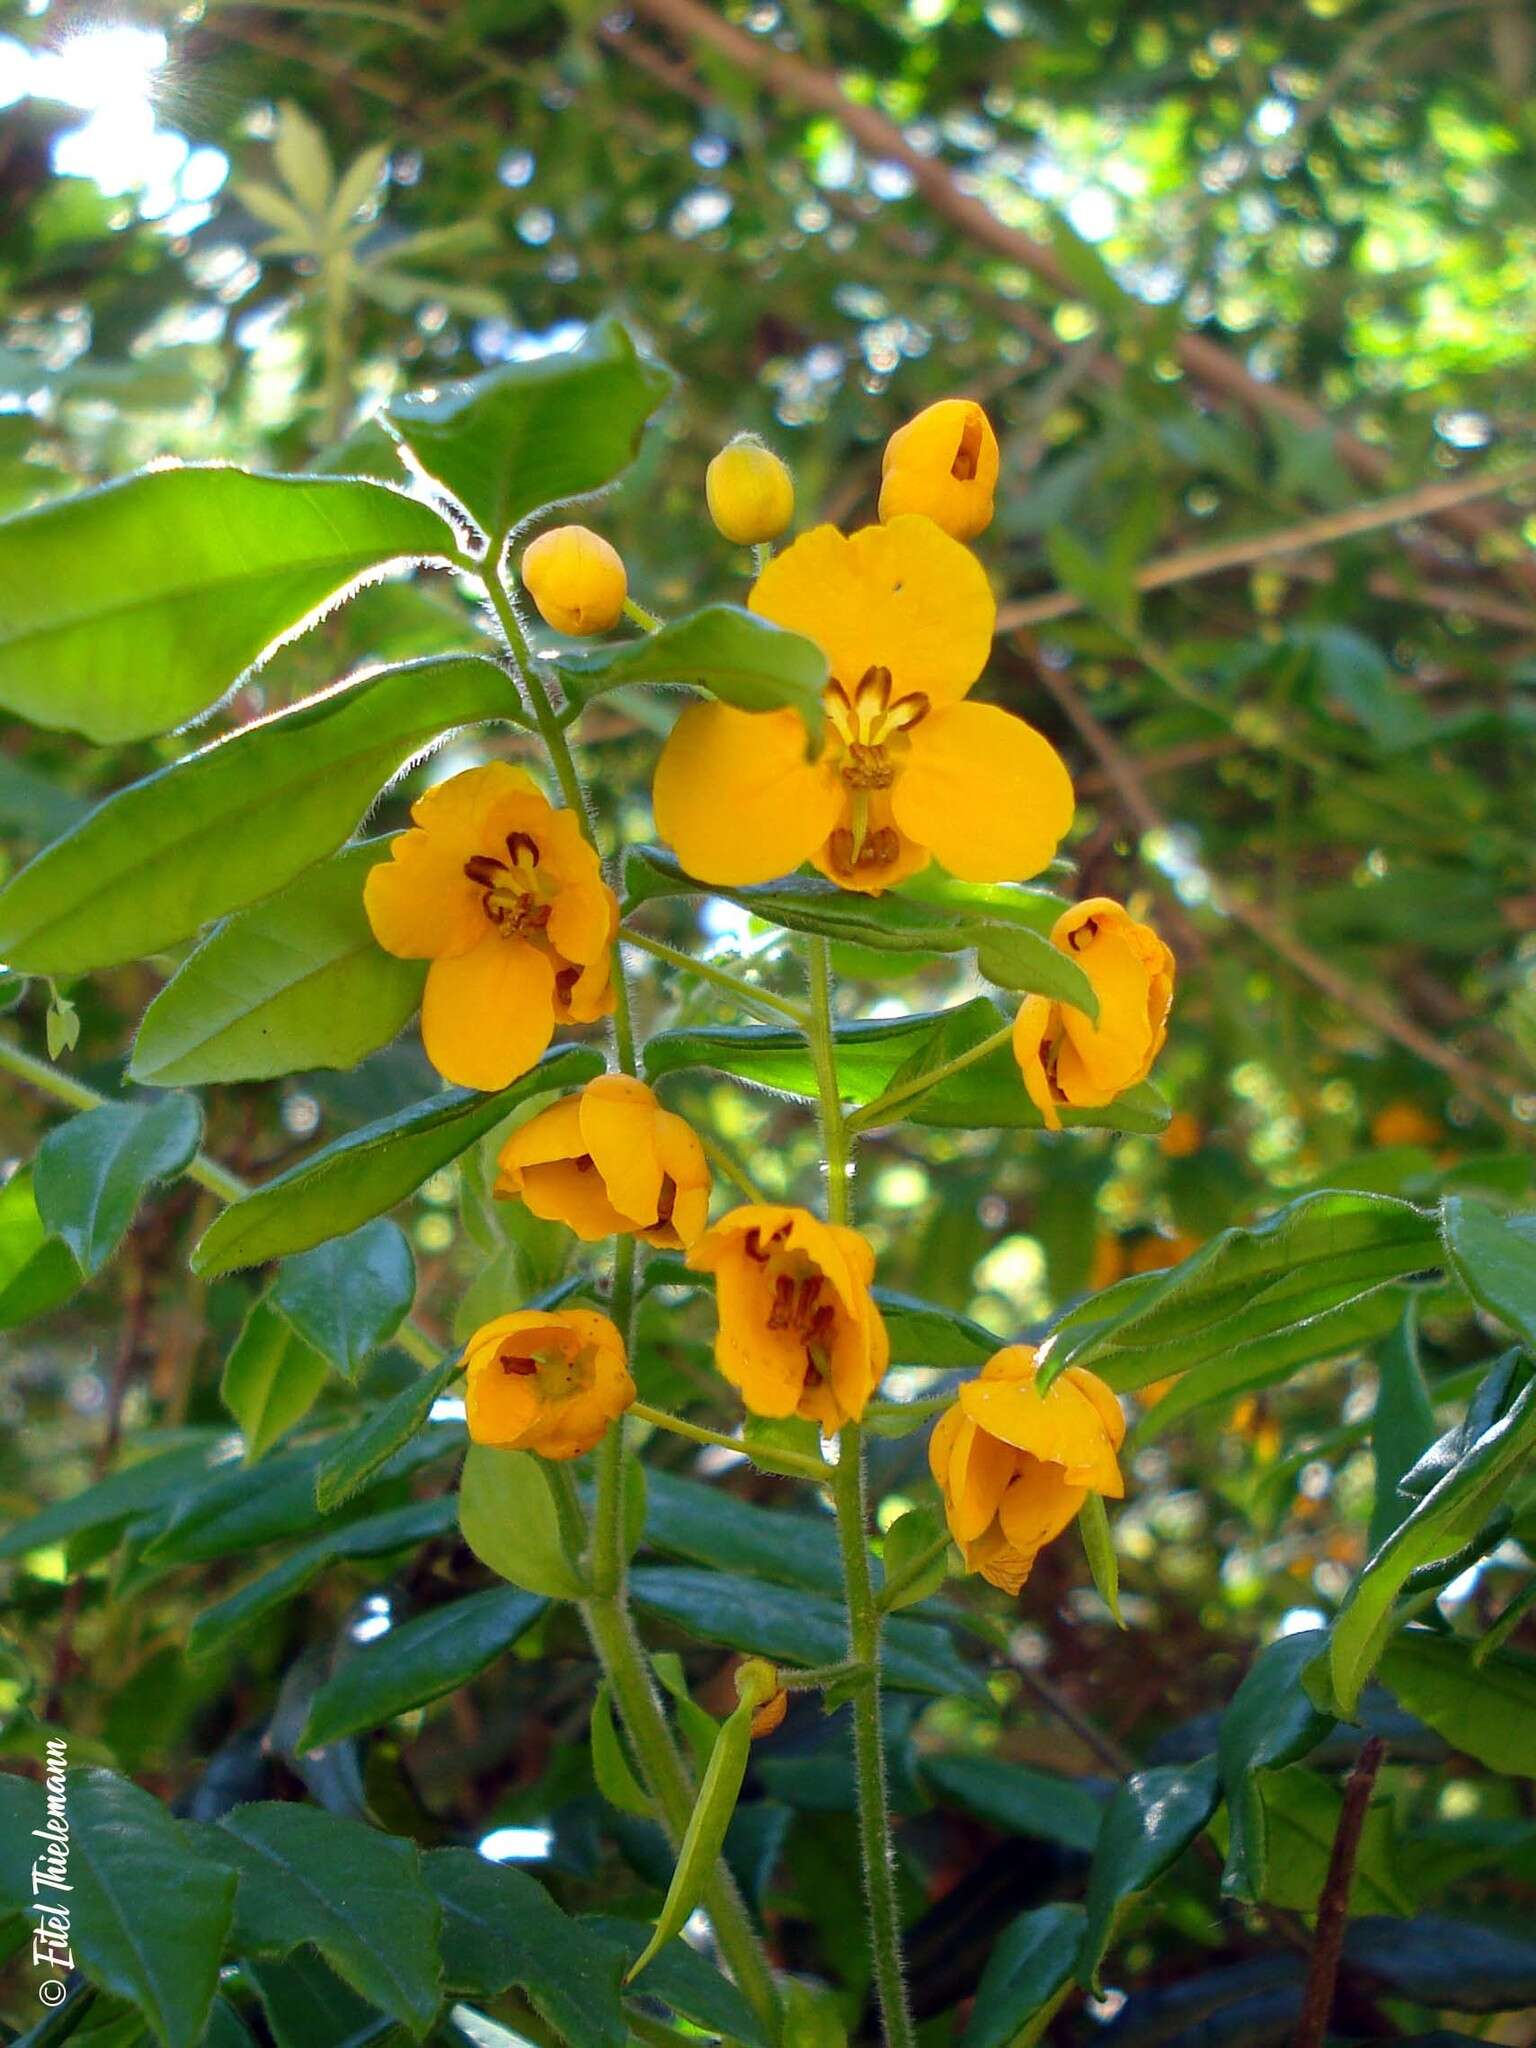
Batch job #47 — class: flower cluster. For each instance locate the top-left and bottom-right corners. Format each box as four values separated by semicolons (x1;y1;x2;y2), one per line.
361;396;1174;1592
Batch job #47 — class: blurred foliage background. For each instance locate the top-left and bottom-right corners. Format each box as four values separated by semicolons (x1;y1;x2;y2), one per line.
2;0;1536;2042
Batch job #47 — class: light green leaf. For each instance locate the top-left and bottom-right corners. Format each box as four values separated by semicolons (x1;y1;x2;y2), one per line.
874;1288;999;1368
270;1219;415;1379
591;1682;653;1817
1379;1630;1536;1778
130;842;426;1087
1255;1764;1411;1915
0;467;453;742
34;1095;202;1276
1077;1492;1123;1626
220;1301;331;1460
558;608;827;738
0;655;515;977
881;1506;949;1612
386;314;670;543
272;100;334;214
1443;1196;1536;1350
0;1166;82;1332
192;1046;603;1273
1370;1301;1437;1551
458;1444;586;1599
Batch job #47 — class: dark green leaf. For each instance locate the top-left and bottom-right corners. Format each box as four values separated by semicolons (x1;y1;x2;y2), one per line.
587;1914;769;2047
300;1587;544;1747
1218;1630;1335;1902
0;1167;82;1333
962;1904;1086;2048
1344;1915;1536;2012
0;1430;228;1562
1443;1196;1536;1350
314;1357;460;1513
1379;1630;1536;1778
922;1754;1106;1854
386;315;670;543
270;1220;415;1380
244;1950;402;2048
559;608;827;738
0;466;454;742
34;1096;201;1276
196;1803;441;2037
130;842;426;1087
643;1468;844;1596
1370;1302;1438;1551
459;1444;586;1599
220;1301;331;1460
0;656;513;978
1078;1757;1221;1990
192;1047;603;1273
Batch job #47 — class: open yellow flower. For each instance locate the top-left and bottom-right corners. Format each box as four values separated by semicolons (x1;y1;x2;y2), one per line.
687;1203;889;1431
495;1075;712;1249
465;1307;634;1459
1012;898;1174;1130
653;515;1073;896
364;762;618;1093
877;398;999;540
930;1346;1125;1594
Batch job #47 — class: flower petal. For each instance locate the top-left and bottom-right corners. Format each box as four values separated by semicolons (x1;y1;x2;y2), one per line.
581;1075;665;1229
1010;996;1063;1131
946;1414;1017;1543
749;516;994;707
517;1159;635;1240
421;938;555;1092
893;702;1074;882
654;703;839;886
364;832;485;961
997;1458;1087;1554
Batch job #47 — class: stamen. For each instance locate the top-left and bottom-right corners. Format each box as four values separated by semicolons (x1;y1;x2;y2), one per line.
499;1351;539;1377
464;854;507;888
743;1227;770;1263
1067;919;1099;951
767;1273;797;1330
506;831;541;868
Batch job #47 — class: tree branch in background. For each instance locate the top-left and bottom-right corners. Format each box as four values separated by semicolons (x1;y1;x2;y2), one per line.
1295;1736;1388;2048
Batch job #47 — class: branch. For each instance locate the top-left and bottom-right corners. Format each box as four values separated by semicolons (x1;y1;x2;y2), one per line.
1295;1736;1388;2048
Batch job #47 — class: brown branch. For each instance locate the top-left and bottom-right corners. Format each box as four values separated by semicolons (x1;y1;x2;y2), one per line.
624;0;1536;601
1295;1735;1388;2048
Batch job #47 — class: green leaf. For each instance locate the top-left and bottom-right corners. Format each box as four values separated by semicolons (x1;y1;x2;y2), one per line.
0;1167;82;1332
193;1046;603;1273
0;1430;228;1562
643;1468;844;1596
219;1301;331;1460
1078;1757;1221;1991
458;1444;586;1599
922;1754;1107;1854
1443;1196;1536;1350
588;1917;769;2048
187;1495;457;1662
1218;1630;1335;1902
644;1003;1164;1133
270;1220;415;1380
1326;1361;1536;1713
60;1770;237;2048
873;1289;999;1369
881;1506;949;1612
1379;1630;1536;1778
195;1803;442;2037
130;842;426;1087
272;99;333;213
1370;1302;1438;1551
34;1096;202;1276
300;1586;545;1747
1077;1493;1123;1626
591;1681;653;1816
243;1950;396;2048
629;1565;986;1698
961;1904;1086;2048
0;655;514;978
1256;1765;1411;1915
1344;1914;1536;2012
313;1356;460;1514
560;607;828;737
0;467;453;742
1044;1189;1440;1409
425;1851;626;2048
627;1688;757;1985
385;315;670;544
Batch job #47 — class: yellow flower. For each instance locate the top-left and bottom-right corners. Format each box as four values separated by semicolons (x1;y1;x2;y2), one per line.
521;525;627;635
364;762;618;1093
877;398;999;540
495;1075;712;1249
1012;898;1175;1131
929;1345;1125;1594
465;1307;634;1460
687;1203;889;1431
706;434;795;545
652;515;1073;895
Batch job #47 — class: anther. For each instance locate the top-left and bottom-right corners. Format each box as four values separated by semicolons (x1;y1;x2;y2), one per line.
1067;919;1099;951
500;1351;539;1377
743;1227;770;1264
767;1274;797;1330
464;854;506;888
506;831;541;867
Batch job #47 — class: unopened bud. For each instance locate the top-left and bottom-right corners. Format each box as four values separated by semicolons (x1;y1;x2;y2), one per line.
706;434;795;545
520;525;627;636
878;398;998;540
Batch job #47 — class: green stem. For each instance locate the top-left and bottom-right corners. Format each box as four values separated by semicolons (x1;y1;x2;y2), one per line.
629;1400;828;1482
623;927;809;1027
847;1018;1015;1136
803;937;914;2048
541;1461;592;1579
696;1130;769;1205
0;1035;442;1372
622;596;664;633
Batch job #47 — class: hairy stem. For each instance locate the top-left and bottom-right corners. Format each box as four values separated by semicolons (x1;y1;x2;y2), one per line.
623;926;810;1027
629;1400;828;1481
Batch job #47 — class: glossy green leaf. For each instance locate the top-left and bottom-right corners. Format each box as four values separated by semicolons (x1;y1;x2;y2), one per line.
300;1586;545;1747
559;608;827;737
0;655;515;978
643;1468;844;1596
458;1443;586;1599
1256;1764;1410;1914
313;1356;460;1513
1045;1189;1440;1405
0;1166;82;1332
1326;1363;1536;1713
1217;1629;1335;1902
629;1565;985;1697
1078;1757;1221;1990
0;465;454;742
1379;1630;1536;1778
385;314;670;542
130;842;425;1087
425;1851;627;2048
270;1220;415;1379
922;1754;1106;1854
1443;1196;1536;1350
962;1904;1086;2048
220;1301;331;1460
881;1506;950;1612
195;1802;442;2037
34;1096;201;1277
193;1046;602;1273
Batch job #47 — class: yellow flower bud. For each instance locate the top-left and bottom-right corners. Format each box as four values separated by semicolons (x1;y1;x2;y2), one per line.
520;525;627;636
705;434;795;545
877;398;999;540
